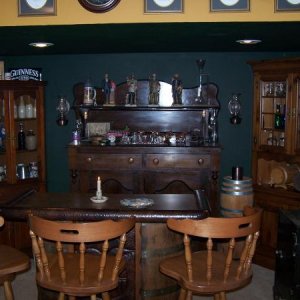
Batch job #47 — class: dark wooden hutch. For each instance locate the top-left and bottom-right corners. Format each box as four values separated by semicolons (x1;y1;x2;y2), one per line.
68;80;221;214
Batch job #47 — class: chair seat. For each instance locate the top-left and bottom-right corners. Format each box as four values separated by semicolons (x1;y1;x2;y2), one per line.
37;252;126;297
0;245;30;277
160;250;253;294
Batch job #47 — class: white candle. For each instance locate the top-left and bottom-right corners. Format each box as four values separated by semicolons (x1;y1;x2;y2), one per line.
97;176;101;193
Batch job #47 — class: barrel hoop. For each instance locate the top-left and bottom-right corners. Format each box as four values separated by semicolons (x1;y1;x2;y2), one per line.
220;206;243;214
141;284;180;298
221;190;253;196
142;244;184;259
223;176;252;184
221;186;253;191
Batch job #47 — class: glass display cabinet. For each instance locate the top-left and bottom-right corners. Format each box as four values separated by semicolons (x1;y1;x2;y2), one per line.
0;80;46;250
248;57;300;269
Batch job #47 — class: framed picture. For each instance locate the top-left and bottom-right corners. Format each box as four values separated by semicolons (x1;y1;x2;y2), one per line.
144;0;183;13
276;0;300;11
210;0;250;12
18;0;56;16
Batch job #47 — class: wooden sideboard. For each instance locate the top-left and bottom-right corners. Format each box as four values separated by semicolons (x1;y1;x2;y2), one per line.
68;144;220;215
69;79;222;215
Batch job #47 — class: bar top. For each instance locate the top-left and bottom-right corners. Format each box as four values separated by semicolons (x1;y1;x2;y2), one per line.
0;188;209;222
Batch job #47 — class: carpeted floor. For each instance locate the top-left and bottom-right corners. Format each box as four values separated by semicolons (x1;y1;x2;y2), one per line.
0;262;274;299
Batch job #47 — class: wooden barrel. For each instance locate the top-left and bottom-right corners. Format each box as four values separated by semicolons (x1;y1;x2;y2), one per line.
220;176;253;217
140;223;183;300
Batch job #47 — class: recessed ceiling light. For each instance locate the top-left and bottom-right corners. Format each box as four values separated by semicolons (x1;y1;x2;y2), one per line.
29;42;54;48
236;39;262;45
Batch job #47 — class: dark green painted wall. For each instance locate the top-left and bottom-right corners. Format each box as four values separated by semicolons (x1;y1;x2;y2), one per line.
2;52;300;191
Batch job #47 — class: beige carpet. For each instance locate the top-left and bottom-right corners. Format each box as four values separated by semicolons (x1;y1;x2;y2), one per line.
0;262;274;299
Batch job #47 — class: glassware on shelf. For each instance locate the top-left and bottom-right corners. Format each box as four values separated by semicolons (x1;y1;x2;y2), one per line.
18;96;26;119
25;97;33;118
25;130;37;151
208;109;218;144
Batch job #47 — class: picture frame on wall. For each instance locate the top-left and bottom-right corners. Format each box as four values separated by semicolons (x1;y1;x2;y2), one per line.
18;0;56;16
275;0;300;11
210;0;250;12
144;0;183;13
0;61;4;80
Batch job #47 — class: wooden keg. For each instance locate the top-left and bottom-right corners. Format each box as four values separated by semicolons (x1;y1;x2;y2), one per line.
220;176;253;218
140;223;183;300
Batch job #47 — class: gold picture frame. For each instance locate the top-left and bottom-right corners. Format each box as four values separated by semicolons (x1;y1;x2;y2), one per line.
144;0;183;13
0;61;4;79
18;0;56;16
210;0;250;12
275;0;300;11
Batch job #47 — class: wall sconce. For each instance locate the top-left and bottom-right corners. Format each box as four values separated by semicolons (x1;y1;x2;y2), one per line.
228;93;242;125
56;96;70;126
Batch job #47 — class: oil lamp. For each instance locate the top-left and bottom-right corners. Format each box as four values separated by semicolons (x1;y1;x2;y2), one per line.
56;96;70;126
228;93;242;125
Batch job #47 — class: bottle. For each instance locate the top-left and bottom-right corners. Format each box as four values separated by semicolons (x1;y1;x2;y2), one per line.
200;110;208;143
18;122;26;150
18;96;26;119
279;132;285;147
280;104;286;130
274;104;282;129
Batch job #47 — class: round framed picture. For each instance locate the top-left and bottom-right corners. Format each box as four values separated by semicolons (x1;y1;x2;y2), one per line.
78;0;121;13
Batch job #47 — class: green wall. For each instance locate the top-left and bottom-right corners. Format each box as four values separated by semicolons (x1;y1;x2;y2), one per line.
3;52;300;192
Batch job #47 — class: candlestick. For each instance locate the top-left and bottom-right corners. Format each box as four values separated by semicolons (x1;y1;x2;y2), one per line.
97;176;101;193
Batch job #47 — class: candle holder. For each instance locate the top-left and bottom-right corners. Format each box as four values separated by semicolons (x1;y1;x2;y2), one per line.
90;177;108;203
90;193;108;203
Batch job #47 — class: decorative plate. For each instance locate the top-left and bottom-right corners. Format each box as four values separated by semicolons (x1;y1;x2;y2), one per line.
120;198;154;208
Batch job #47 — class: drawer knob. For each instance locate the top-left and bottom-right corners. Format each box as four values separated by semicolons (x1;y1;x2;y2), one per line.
87;157;92;162
153;158;159;165
128;157;134;164
198;158;204;165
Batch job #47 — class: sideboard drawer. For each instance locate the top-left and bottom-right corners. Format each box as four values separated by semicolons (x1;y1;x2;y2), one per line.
76;154;142;170
145;154;210;169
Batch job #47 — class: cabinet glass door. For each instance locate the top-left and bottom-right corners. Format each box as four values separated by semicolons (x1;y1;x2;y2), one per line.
0;93;7;183
259;79;287;150
295;76;300;153
14;92;38;182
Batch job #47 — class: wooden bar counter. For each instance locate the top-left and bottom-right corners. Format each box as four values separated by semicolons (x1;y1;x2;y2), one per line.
0;188;209;300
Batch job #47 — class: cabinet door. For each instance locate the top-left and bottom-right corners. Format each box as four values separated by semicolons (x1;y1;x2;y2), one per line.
0;81;46;188
292;73;300;154
254;75;288;153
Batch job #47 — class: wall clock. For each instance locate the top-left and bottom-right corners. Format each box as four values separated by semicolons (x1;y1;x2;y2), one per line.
276;0;300;11
78;0;121;13
18;0;56;16
145;0;183;13
210;0;249;11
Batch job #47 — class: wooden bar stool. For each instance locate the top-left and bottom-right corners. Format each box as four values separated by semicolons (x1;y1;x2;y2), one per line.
28;215;135;300
0;216;30;300
159;207;262;300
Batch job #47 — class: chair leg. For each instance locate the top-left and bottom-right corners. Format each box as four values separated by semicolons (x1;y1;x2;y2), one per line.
214;292;226;300
90;295;97;300
101;292;110;300
186;290;193;300
3;281;14;300
179;288;187;300
58;292;64;300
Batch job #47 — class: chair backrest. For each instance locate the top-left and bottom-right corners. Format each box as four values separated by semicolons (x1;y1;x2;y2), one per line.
166;207;262;282
28;215;135;286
